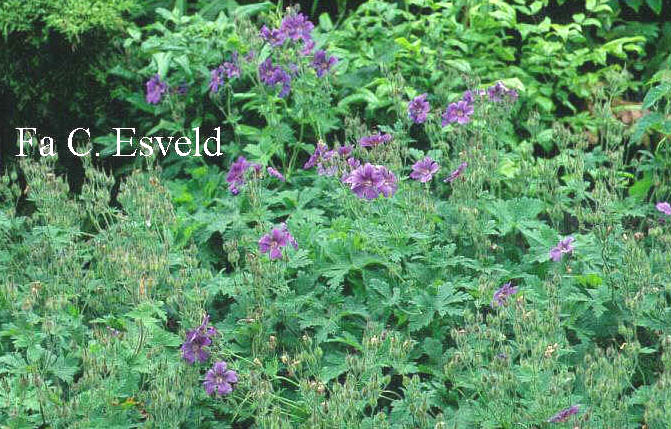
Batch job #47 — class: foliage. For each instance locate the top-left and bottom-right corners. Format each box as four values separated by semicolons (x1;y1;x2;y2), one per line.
3;1;671;428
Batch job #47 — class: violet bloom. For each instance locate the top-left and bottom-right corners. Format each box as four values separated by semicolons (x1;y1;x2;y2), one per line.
226;156;251;195
656;201;671;216
311;50;338;78
259;223;297;260
281;223;299;250
359;133;392;148
408;93;431;124
175;82;189;96
550;236;575;262
181;314;218;364
259;25;286;47
146;74;167;104
547;405;579;423
209;66;225;93
303;141;329;169
203;361;238;396
280;13;314;42
317;150;338;177
487;81;517;103
267;166;285;182
221;61;240;79
409;157;440;183
491;282;518;307
338;145;352;157
377;166;398;198
343;163;386;200
442;100;474;126
300;39;315;56
462;89;485;104
347;157;361;169
444;162;468;183
259;58;292;98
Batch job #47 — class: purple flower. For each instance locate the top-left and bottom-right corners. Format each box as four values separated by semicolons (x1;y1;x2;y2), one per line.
442;100;474;126
338;145;353;157
260;25;286;47
259;58;292;98
487;81;517;103
300;39;315;56
547;405;579;423
280;13;314;42
656;201;671;216
259;223;297;260
444;162;468;183
175;82;189;96
461;89;486;104
317;150;338;177
342;163;396;200
343;163;385;200
203;361;238;396
409;157;440;183
550;236;575;262
209;66;225;93
181;314;218;364
226;156;252;195
267;166;285;182
377;166;398;198
491;282;518;307
359;133;392;148
347;157;361;169
311;50;338;78
146;74;167;104
107;327;121;337
408;93;431;124
303;141;329;170
221;61;240;79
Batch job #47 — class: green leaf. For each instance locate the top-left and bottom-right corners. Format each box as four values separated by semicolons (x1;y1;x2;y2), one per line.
319;13;333;31
642;82;671;109
633;112;664;142
646;0;662;14
629;173;652;200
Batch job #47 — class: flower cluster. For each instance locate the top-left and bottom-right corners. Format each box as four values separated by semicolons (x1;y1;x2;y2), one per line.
226;156;261;195
181;314;218;364
343;163;397;200
259;223;298;260
409;157;440;183
181;315;238;397
492;281;518;307
203;361;239;397
547;405;579;423
258;12;337;87
209;56;240;93
259;58;292;98
550;236;575;262
487;81;518;103
267;166;285;182
359;133;393;148
440;81;518;126
146;74;167;104
407;93;430;124
302;141;356;178
656;201;671;216
444;162;468;183
311;50;338;78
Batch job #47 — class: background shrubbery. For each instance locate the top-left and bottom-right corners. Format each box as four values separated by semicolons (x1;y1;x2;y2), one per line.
2;0;671;428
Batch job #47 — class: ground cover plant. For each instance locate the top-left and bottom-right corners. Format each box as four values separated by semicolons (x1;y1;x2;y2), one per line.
2;0;671;428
